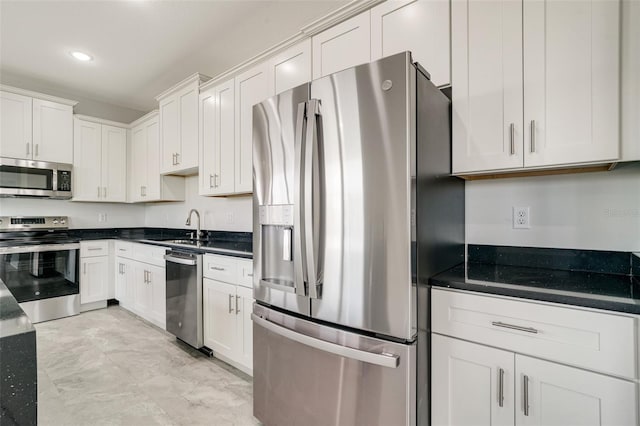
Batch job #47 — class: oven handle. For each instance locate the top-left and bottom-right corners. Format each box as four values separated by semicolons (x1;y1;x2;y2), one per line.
0;243;80;254
251;313;400;369
164;254;198;266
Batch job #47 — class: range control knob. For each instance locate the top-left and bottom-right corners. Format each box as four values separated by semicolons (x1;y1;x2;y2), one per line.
60;219;66;225
53;219;59;224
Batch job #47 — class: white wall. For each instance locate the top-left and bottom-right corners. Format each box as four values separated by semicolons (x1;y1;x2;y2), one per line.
0;198;145;229
144;176;252;232
465;162;640;252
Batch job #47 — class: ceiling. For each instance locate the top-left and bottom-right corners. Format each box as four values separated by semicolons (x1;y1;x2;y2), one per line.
0;0;348;115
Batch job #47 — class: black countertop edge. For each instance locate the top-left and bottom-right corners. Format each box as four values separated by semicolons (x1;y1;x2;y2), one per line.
431;263;640;315
0;278;34;339
134;239;253;259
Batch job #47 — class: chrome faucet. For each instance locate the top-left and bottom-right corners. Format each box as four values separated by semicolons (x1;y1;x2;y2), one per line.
185;209;203;240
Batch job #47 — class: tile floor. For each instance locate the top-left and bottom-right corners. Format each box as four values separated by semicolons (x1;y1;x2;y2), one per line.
35;306;259;426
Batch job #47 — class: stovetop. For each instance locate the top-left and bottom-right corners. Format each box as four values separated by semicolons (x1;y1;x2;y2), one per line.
0;231;78;248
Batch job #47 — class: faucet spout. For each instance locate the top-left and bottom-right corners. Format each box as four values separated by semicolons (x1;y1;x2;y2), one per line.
185;209;202;239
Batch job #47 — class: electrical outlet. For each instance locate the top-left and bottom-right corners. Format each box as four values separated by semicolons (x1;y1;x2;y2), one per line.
512;206;530;229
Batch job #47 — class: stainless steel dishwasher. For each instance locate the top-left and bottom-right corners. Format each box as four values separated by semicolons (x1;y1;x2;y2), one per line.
165;250;203;349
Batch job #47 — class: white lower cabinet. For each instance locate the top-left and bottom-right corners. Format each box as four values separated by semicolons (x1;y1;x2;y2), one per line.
203;254;253;375
432;289;639;426
114;242;167;329
80;240;110;306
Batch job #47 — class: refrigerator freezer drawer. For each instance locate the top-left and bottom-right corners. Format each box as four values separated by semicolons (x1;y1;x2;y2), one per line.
253;304;416;426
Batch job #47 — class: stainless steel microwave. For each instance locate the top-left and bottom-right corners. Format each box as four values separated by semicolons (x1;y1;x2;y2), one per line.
0;157;72;199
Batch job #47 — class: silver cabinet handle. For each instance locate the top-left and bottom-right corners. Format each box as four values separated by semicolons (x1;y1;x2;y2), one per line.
97;186;101;198
211;266;226;271
209;174;214;188
228;294;234;313
26;143;30;156
252;314;400;368
498;368;505;407
142;186;146;197
140;186;144;196
491;321;538;334
103;187;107;198
530;120;536;153
83;263;87;274
523;374;530;416
147;270;151;284
87;247;102;251
247;273;253;277
35;144;39;157
118;248;126;252
175;152;180;164
509;123;515;155
235;295;240;314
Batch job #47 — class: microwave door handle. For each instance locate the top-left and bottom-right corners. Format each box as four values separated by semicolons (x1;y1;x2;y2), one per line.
252;314;399;369
304;99;322;299
293;101;308;297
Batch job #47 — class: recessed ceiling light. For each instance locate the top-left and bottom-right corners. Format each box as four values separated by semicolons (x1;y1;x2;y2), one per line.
70;51;92;62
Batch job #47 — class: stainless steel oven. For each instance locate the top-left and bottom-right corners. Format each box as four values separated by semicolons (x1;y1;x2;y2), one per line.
0;216;80;323
0;157;72;199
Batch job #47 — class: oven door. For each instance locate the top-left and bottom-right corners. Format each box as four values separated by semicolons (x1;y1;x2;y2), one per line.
0;243;80;322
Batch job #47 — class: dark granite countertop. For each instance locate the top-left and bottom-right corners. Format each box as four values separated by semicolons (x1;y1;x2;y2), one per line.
431;245;640;315
0;278;34;339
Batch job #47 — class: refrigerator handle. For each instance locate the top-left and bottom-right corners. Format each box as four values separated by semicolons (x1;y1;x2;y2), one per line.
252;313;400;368
302;99;323;299
293;101;308;296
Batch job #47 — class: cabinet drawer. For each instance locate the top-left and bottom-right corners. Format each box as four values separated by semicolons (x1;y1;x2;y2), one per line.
133;243;167;267
203;254;237;283
114;241;134;259
432;289;638;379
237;259;254;289
80;240;109;257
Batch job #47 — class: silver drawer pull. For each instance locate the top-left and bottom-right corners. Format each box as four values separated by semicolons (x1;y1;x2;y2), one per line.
498;368;505;407
247;273;253;277
491;321;538;334
523;374;530;416
87;247;102;251
118;248;126;252
211;266;226;271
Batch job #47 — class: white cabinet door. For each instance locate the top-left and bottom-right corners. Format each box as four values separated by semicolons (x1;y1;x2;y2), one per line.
133;264;153;317
371;0;450;86
130;124;147;203
270;39;312;95
147;264;166;329
432;334;515;426
451;0;524;174
177;84;199;170
80;256;109;304
236;286;253;372
235;63;271;193
200;79;236;196
101;124;127;202
144;117;162;199
0;91;32;160
32;99;73;164
73;119;103;201
312;11;371;79
523;0;621;167
515;355;637;426
203;278;237;360
160;96;180;173
115;258;135;310
621;0;640;161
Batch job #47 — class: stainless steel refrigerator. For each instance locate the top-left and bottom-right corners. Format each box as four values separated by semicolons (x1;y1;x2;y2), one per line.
252;52;464;426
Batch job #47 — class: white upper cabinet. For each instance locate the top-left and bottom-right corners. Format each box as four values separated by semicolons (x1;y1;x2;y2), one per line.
156;73;210;175
621;0;640;161
523;0;621;168
371;0;450;87
130;111;184;203
73;116;127;202
452;0;524;174
0;88;75;163
235;62;272;193
32;99;73;164
269;39;312;95
312;11;371;79
200;79;236;196
100;125;127;202
0;91;32;160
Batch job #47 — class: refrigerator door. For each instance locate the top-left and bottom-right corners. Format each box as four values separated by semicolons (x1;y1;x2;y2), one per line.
253;83;311;316
307;52;416;340
253;303;415;426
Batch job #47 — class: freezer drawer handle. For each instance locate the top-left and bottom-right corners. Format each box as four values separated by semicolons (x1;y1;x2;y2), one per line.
251;314;400;369
491;321;538;334
164;254;197;266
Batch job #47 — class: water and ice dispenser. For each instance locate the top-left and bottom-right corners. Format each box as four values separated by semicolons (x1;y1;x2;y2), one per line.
258;204;295;292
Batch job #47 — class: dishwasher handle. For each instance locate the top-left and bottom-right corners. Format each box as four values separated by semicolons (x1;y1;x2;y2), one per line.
164;254;198;266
